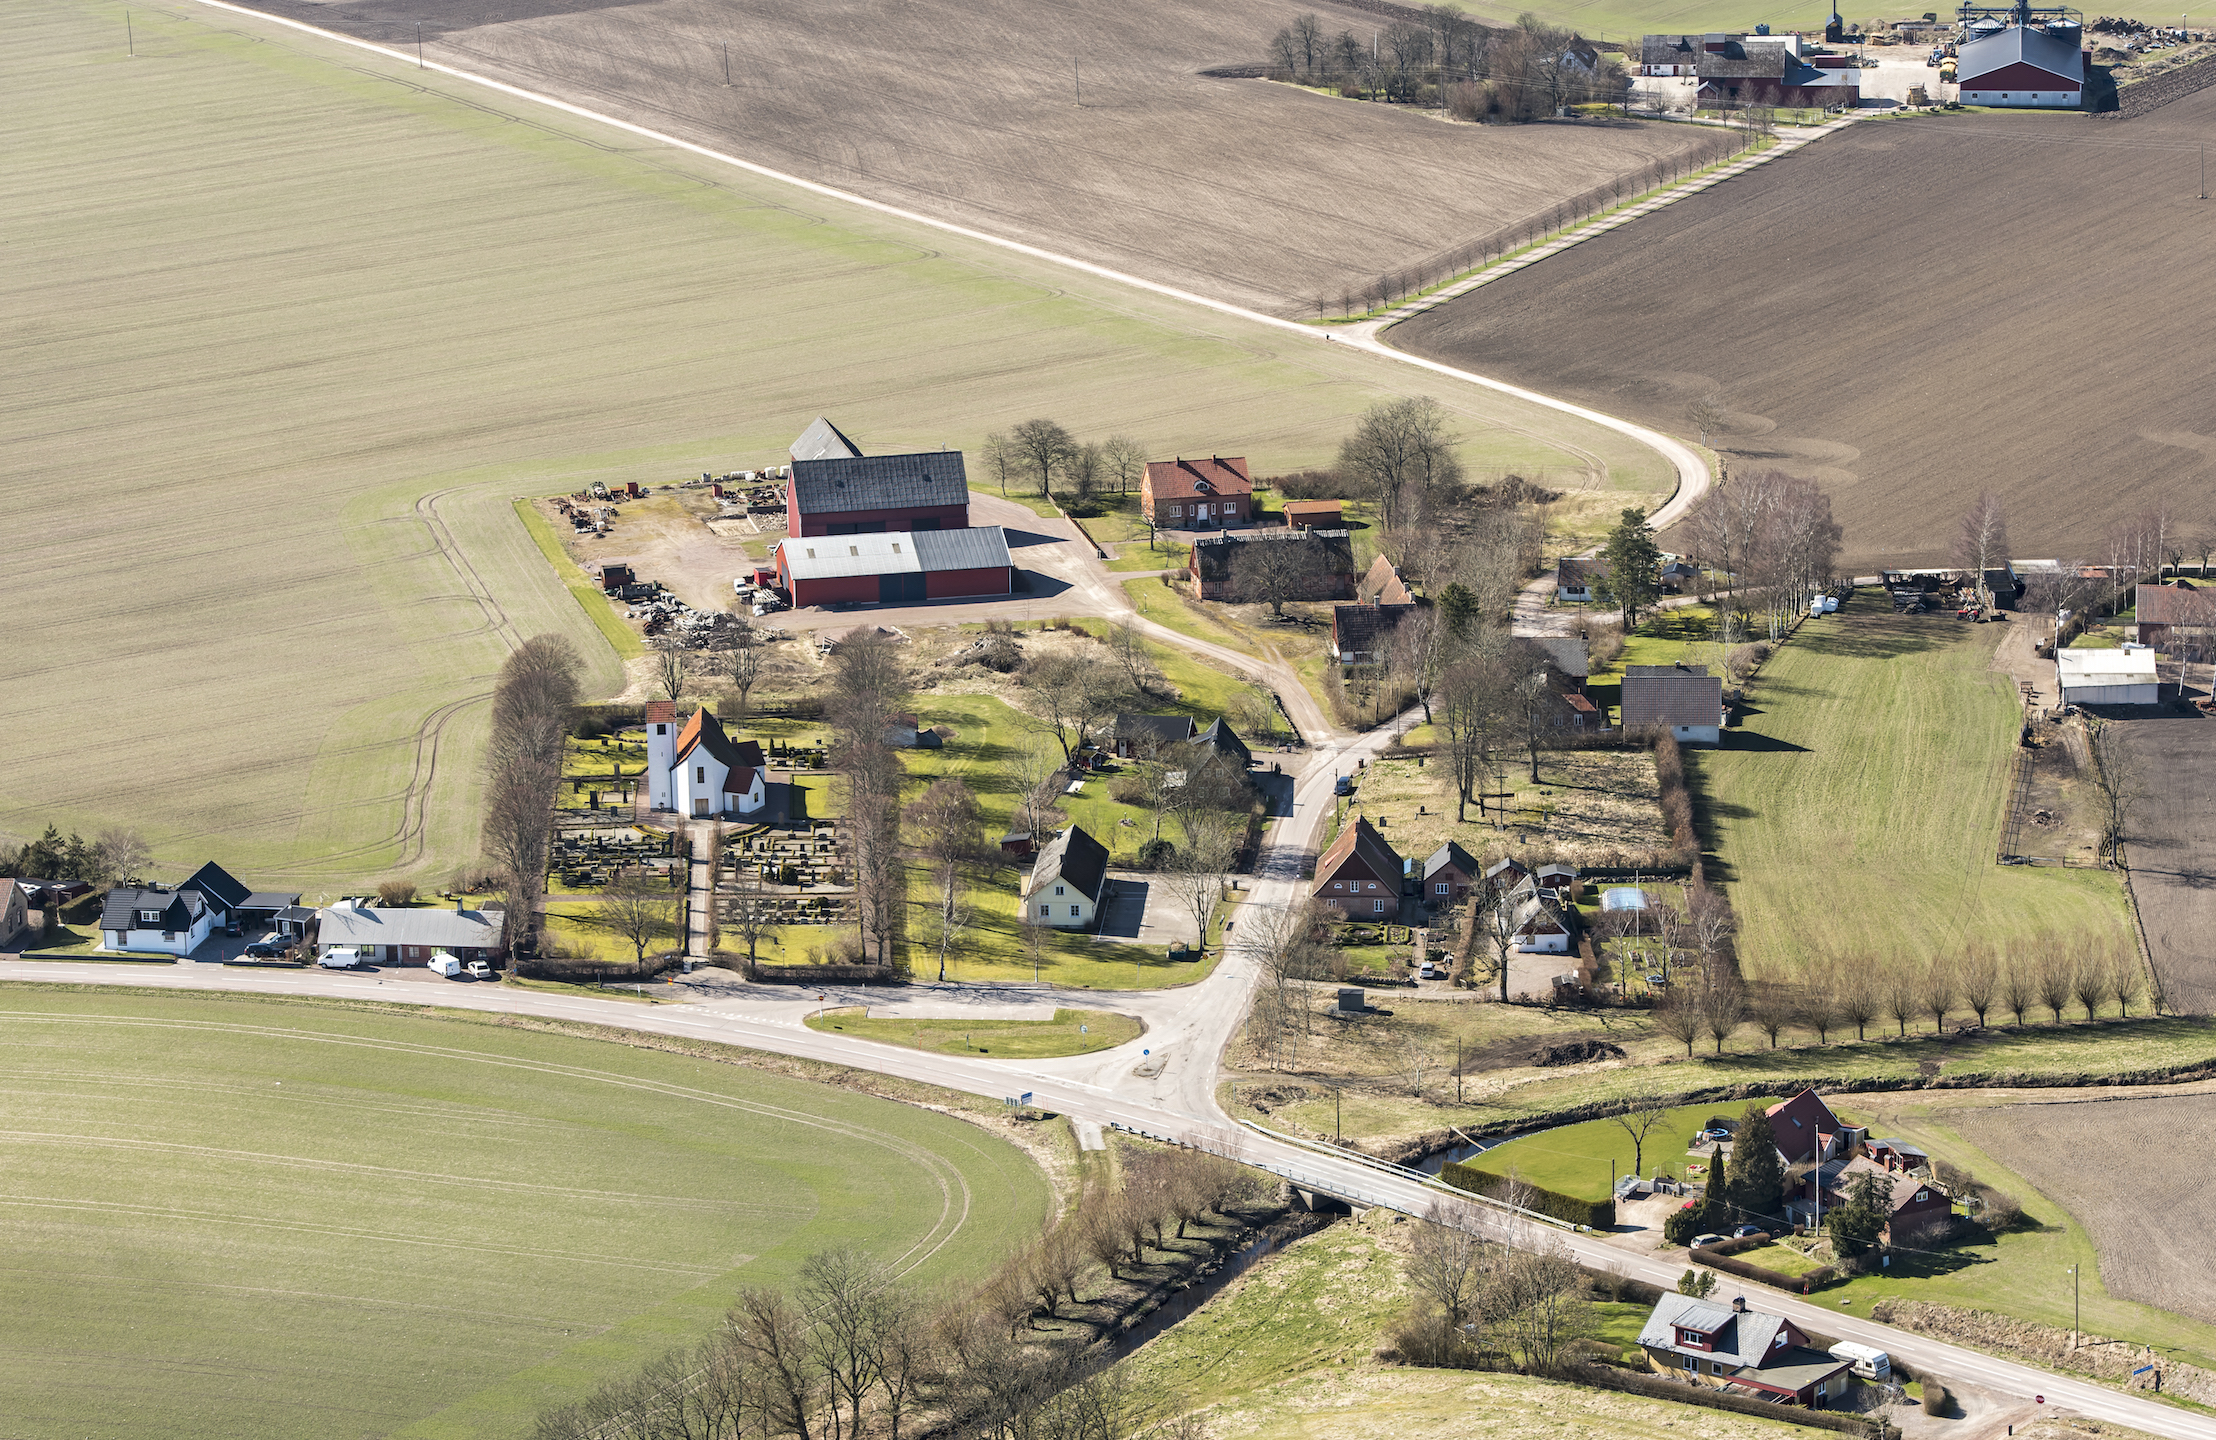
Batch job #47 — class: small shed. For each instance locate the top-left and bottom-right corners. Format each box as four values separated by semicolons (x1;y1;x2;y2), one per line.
1283;500;1344;530
1000;831;1037;858
2057;647;2159;706
593;560;636;593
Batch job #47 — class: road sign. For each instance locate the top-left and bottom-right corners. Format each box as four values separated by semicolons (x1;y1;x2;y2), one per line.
1020;1092;1032;1105
2035;1395;2044;1405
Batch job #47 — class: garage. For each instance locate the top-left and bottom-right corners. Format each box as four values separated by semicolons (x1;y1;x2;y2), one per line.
2057;647;2159;706
775;525;1015;608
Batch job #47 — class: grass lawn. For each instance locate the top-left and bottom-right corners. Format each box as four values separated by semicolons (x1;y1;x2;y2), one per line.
1331;750;1669;870
1453;1102;1744;1199
804;1006;1142;1058
500;972;664;1003
893;692;1236;987
3;0;1667;889
1735;1243;1824;1277
1117;1221;1807;1439
1103;541;1189;571
0;990;1049;1439
1692;592;2134;970
1123;577;1260;654
542;898;679;965
1065;618;1277;735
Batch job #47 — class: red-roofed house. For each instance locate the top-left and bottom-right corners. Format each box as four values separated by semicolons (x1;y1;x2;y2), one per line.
645;707;768;818
1764;1088;1863;1166
1312;816;1405;917
1141;457;1253;530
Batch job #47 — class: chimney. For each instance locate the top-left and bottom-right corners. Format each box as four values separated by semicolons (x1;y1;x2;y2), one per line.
456;897;466;913
1731;1295;1747;1313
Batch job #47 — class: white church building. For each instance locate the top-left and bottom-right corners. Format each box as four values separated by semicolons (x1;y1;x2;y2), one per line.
644;701;769;819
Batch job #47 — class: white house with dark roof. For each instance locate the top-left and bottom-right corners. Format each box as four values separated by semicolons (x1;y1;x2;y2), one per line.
644;701;769;819
0;881;33;950
1024;827;1110;929
1638;1293;1852;1406
100;886;218;956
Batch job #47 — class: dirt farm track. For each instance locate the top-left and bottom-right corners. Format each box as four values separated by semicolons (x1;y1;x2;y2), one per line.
223;0;1709;316
1397;95;2216;569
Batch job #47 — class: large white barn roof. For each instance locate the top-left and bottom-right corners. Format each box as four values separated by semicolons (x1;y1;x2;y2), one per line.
779;526;1011;581
2057;648;2156;688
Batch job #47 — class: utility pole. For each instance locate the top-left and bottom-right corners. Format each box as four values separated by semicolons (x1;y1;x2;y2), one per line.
722;41;731;86
1335;1084;1342;1143
2069;1264;2081;1348
416;22;423;69
1074;57;1081;106
127;11;134;56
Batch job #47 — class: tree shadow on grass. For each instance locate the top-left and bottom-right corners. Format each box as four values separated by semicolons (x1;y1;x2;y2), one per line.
1794;620;1950;663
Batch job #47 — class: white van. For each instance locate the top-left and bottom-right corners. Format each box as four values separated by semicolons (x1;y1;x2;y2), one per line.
1829;1342;1890;1381
317;948;365;970
426;954;463;978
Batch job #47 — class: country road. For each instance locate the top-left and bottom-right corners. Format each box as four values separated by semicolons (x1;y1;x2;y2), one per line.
36;1;2185;1428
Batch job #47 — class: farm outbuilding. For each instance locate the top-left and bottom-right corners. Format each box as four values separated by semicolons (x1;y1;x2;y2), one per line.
784;417;971;537
1955;22;2086;106
1282;500;1343;530
2057;647;2159;705
774;526;1014;607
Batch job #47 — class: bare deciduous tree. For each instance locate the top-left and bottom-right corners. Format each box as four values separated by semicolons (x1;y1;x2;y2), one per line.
652;634;688;703
1609;1100;1673;1178
602;868;682;966
1008;417;1076;499
1338;395;1464;535
1955;490;2012;610
1161;819;1236;951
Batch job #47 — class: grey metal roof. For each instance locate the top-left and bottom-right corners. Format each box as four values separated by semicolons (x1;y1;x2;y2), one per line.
1637;1294;1792;1371
1958;23;2085;84
1532;636;1589;679
790;416;863;462
790;451;968;516
316;901;505;951
241;890;302;912
1116;713;1198;748
1621;670;1725;729
780;526;1009;582
1027;826;1109;903
911;525;1011;573
1187;719;1252;768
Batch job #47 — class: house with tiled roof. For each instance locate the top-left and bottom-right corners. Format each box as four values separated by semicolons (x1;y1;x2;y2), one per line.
1638;1293;1852;1407
1313;816;1405;917
1331;602;1418;667
2134;581;2212;649
1782;1153;1952;1242
1621;664;1726;743
784;418;971;537
1764;1088;1862;1166
1422;841;1480;908
1141;456;1253;529
644;703;768;819
1113;713;1198;758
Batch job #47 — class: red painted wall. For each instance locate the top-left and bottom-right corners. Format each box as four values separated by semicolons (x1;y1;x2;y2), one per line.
924;565;1013;599
788;573;881;607
787;499;972;537
1958;59;2081;88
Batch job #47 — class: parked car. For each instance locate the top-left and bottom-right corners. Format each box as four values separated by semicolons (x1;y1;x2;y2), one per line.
1732;1224;1764;1238
1418;962;1439;979
316;948;365;970
1690;1233;1726;1249
243;937;290;959
1333;775;1354;796
465;960;493;980
1645;973;1668;986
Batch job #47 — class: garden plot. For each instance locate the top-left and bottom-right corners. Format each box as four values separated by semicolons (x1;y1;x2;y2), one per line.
1334;750;1669;869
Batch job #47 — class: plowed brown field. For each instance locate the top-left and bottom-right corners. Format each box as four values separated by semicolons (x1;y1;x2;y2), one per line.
1956;1091;2216;1328
1396;99;2216;570
225;0;1710;316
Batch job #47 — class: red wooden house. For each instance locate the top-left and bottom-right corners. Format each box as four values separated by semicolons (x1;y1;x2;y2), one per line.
1141;456;1252;529
785;417;971;538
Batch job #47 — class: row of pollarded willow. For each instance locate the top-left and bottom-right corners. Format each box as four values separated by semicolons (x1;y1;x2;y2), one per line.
1653;939;2154;1057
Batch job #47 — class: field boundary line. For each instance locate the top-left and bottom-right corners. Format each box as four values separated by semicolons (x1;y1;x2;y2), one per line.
1366;117;1857;329
174;0;1708;527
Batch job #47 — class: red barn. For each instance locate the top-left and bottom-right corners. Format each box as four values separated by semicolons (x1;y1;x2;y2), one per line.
785;417;971;537
1956;23;2085;107
775;526;1014;608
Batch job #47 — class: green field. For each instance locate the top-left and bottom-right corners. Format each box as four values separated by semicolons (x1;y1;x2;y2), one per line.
1692;595;2133;969
805;1006;1143;1057
2;0;1671;889
1119;1220;1807;1439
0;990;1049;1439
1455;1102;1743;1199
